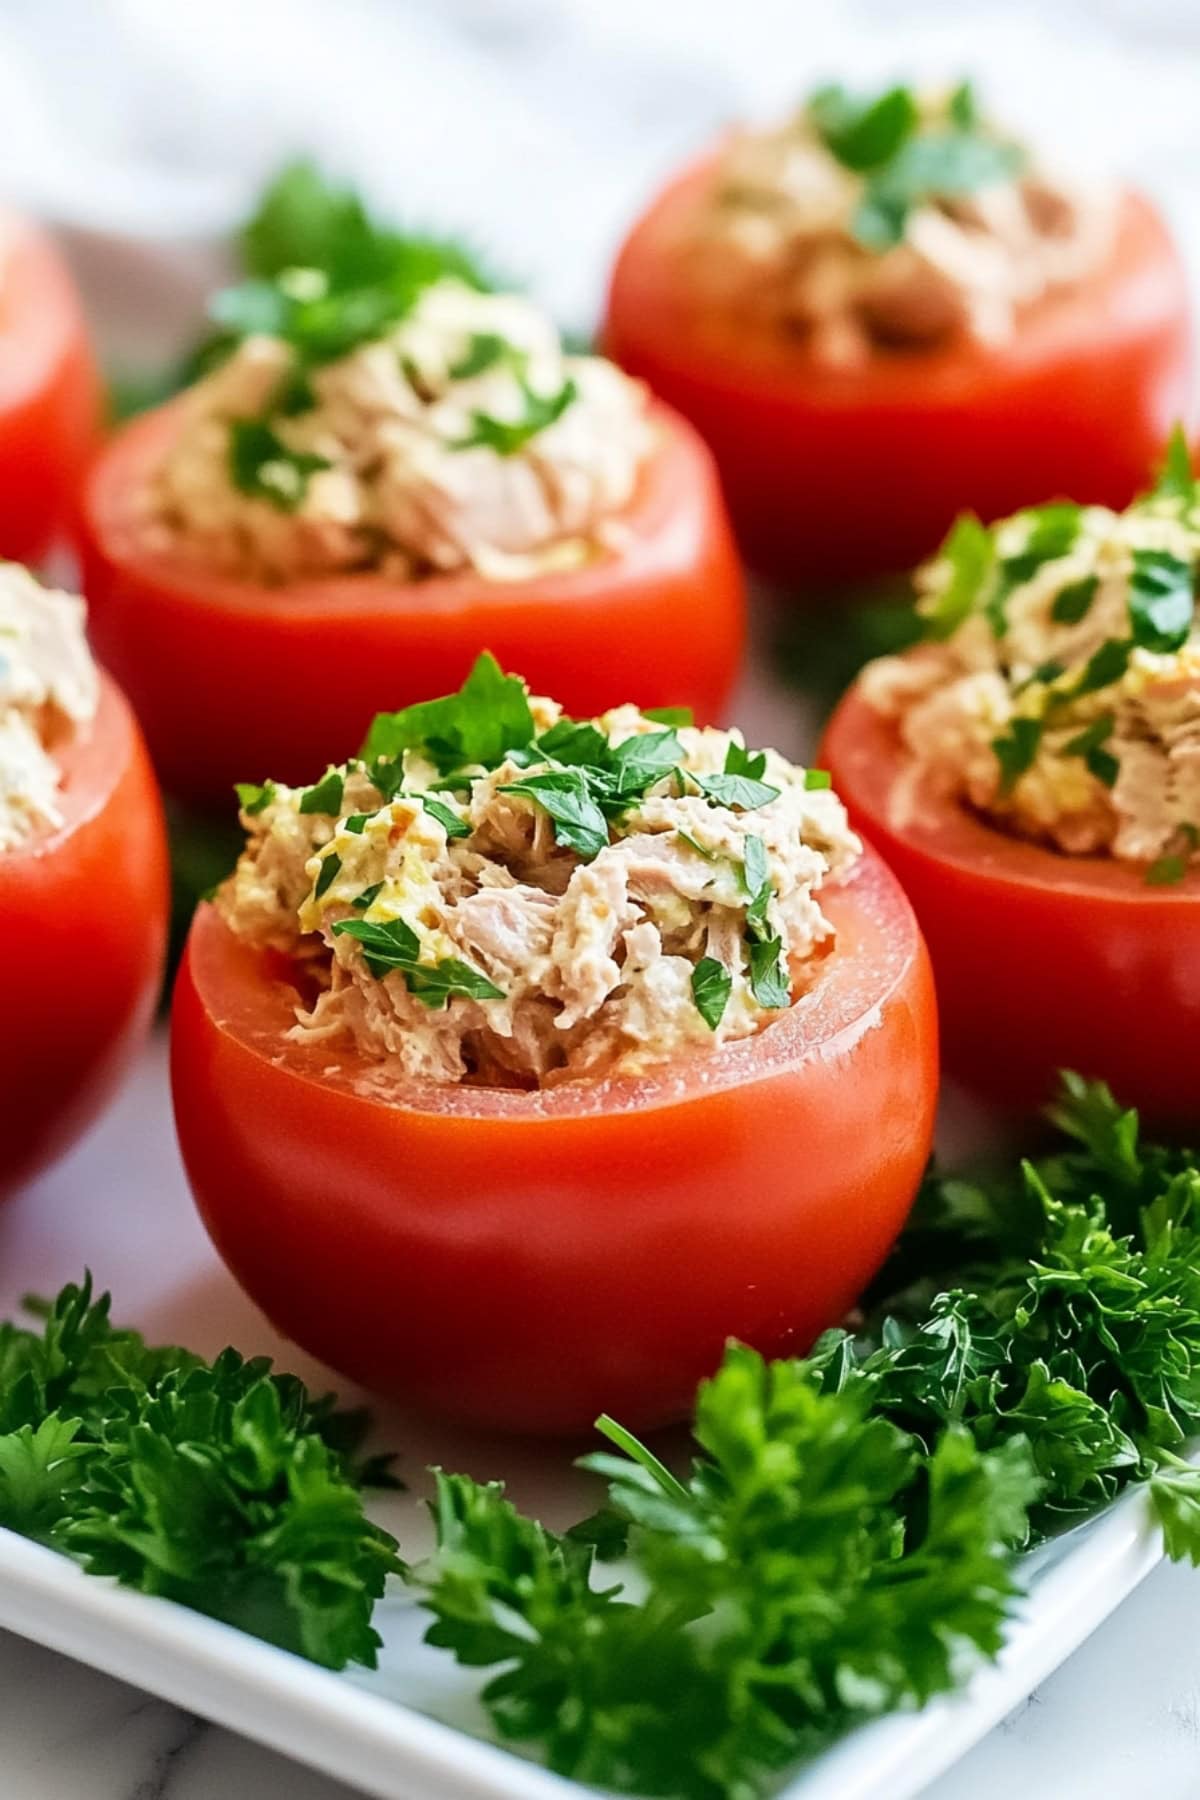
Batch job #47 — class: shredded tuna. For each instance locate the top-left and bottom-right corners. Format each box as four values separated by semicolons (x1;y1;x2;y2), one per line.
683;88;1113;366
217;679;861;1088
142;279;654;585
860;480;1200;868
0;568;98;851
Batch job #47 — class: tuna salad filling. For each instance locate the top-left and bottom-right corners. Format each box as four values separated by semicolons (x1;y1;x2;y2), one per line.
860;436;1200;878
217;655;861;1087
684;80;1113;366
140;277;654;585
0;566;99;852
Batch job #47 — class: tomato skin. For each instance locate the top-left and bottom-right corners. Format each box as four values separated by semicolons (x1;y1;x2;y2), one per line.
170;850;937;1434
0;214;102;565
0;675;169;1198
823;685;1200;1125
78;399;746;809
604;164;1193;585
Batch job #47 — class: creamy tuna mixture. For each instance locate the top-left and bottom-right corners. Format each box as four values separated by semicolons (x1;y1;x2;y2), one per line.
217;657;860;1087
0;566;99;852
685;81;1113;366
861;445;1200;876
141;278;653;585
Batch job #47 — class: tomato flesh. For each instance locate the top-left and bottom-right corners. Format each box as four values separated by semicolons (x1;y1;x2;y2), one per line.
0;675;169;1197
0;213;101;565
604;166;1193;585
823;685;1200;1124
78;399;746;809
170;849;937;1434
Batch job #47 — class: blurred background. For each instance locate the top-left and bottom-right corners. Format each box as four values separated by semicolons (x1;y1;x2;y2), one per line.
2;0;1197;380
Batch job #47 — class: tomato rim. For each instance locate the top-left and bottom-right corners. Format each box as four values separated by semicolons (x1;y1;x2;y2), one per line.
83;393;727;629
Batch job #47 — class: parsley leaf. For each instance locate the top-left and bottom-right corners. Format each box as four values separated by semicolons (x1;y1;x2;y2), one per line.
498;770;610;860
691;957;732;1030
298;768;345;815
313;850;341;899
448;332;517;380
0;1277;403;1671
1063;714;1119;787
331;917;503;1005
228;419;330;512
455;376;578;456
723;739;768;781
804;768;833;791
1149;424;1195;505
234;779;276;815
923;513;994;640
991;717;1043;792
746;933;790;1009
1127;548;1194;652
1075;637;1131;697
362;652;535;776
690;771;781;811
644;706;694;727
1050;574;1099;625
809;84;919;172
741;833;773;929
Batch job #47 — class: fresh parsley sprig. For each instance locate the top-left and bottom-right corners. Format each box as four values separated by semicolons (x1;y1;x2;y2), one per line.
0;1277;403;1671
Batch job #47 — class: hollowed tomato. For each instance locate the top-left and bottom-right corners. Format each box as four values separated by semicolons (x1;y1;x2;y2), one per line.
170;848;937;1435
0;675;169;1198
604;163;1193;586
78;399;746;810
823;685;1200;1124
0;211;101;565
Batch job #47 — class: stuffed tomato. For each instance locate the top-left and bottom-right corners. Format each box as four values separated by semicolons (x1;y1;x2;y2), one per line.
80;270;744;810
0;568;168;1198
823;446;1200;1122
171;657;936;1433
0;210;101;564
604;80;1192;586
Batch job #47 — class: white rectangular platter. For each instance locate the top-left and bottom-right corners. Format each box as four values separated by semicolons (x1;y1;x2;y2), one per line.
0;1036;1177;1800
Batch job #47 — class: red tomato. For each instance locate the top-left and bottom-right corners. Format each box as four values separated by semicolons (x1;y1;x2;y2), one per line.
0;212;101;565
0;674;169;1198
170;849;937;1434
78;399;746;809
604;162;1193;585
823;685;1200;1125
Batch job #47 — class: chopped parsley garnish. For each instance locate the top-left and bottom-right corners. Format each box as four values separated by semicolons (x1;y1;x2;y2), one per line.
723;739;768;781
1127;548;1194;652
690;771;781;811
190;160;498;384
330;916;503;1006
746;933;790;1009
313;850;341;899
351;881;384;909
1149;424;1195;505
1145;824;1199;886
740;833;773;928
1063;713;1119;787
1050;574;1099;625
343;813;371;834
298;767;345;815
448;332;518;380
454;375;578;456
498;770;611;860
228;418;330;512
1074;637;1132;697
808;81;1026;251
644;705;694;727
690;957;732;1030
234;779;276;815
986;502;1083;635
804;768;833;791
419;795;471;839
922;513;994;640
991;717;1043;793
363;652;535;777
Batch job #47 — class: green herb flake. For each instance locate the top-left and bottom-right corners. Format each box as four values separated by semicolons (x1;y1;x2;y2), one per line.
455;376;578;456
1075;638;1132;698
419;795;471;839
362;652;534;777
923;513;994;640
1051;575;1099;625
343;812;372;834
991;717;1043;793
313;850;342;899
1145;824;1200;886
228;418;331;512
298;768;346;815
1063;714;1118;788
234;779;276;815
741;833;773;929
691;771;781;811
691;957;732;1031
809;84;919;173
1149;424;1195;505
350;881;384;910
331;916;503;1006
448;332;517;380
804;768;833;791
644;706;694;727
1128;548;1194;653
746;933;790;1009
498;770;610;861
